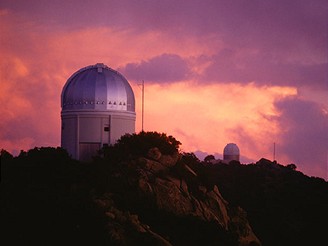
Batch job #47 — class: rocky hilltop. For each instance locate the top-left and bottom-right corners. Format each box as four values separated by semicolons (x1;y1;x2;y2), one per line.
1;132;260;246
93;146;260;245
2;131;327;245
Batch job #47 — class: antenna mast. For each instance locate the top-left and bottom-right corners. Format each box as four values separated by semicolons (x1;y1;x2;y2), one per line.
273;142;276;161
142;80;144;132
137;80;145;132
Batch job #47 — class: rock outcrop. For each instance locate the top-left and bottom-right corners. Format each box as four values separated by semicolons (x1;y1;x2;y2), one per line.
95;195;172;246
96;148;261;246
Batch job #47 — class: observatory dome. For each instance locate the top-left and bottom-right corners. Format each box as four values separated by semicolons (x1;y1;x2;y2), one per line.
223;143;240;162
224;143;240;156
61;63;136;160
61;63;135;112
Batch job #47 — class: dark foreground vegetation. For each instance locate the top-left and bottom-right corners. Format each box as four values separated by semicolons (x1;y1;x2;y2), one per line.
190;158;328;246
1;132;327;245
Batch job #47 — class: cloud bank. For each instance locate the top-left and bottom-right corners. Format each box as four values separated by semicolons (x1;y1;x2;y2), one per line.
275;97;328;177
0;0;327;179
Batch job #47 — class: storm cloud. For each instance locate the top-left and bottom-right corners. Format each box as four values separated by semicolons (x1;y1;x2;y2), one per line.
275;97;328;178
120;54;191;83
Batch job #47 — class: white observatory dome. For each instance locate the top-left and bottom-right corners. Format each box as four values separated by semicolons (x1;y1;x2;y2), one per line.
223;143;240;162
61;63;136;161
61;63;135;112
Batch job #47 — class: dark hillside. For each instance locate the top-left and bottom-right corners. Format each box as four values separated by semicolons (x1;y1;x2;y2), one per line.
1;148;109;245
1;133;327;245
192;159;328;246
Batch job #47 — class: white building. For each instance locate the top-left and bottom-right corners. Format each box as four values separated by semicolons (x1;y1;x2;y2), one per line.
223;143;240;162
61;63;136;160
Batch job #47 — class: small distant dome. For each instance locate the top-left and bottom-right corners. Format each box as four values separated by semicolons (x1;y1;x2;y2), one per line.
61;63;135;112
223;143;240;162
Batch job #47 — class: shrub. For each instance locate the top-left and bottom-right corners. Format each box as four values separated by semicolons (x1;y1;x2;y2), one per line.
102;131;181;161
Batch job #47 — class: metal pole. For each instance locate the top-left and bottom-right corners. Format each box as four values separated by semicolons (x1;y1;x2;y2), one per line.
137;80;145;132
142;80;144;132
273;142;276;161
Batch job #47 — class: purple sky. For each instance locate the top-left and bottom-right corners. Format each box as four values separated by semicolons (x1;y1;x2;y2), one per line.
0;0;327;179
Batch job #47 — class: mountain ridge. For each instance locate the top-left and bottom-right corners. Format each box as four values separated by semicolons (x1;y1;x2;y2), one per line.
1;132;327;245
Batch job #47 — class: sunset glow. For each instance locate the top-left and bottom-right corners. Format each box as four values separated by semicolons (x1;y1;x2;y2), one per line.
133;82;297;162
0;0;327;179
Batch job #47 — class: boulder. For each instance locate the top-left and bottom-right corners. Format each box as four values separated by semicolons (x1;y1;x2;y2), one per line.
137;157;167;174
158;151;180;168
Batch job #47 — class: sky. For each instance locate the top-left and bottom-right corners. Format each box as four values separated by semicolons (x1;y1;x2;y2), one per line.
0;0;327;179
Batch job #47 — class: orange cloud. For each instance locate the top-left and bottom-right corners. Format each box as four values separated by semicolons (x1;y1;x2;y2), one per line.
0;9;313;174
1;1;327;181
132;82;297;161
0;9;225;152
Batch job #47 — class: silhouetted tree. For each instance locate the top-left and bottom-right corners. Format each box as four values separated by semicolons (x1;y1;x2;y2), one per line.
1;149;13;161
204;154;215;163
102;131;181;162
286;163;297;170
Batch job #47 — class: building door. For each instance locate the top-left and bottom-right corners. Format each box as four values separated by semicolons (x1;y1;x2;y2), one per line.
79;142;101;161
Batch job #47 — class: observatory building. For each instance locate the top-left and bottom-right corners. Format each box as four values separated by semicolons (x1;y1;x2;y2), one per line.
223;143;240;162
61;63;136;160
